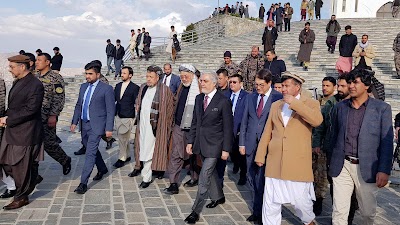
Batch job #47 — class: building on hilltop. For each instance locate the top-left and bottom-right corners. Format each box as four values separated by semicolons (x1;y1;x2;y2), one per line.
331;0;396;18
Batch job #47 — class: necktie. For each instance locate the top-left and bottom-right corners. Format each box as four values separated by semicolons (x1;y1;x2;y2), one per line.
231;94;236;110
257;94;265;118
164;75;169;85
82;84;93;122
203;95;209;111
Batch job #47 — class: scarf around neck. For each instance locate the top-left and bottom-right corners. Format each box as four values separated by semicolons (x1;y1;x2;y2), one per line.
359;41;369;49
180;76;200;129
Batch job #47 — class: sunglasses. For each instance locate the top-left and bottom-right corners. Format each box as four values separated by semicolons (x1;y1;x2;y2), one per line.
229;81;239;84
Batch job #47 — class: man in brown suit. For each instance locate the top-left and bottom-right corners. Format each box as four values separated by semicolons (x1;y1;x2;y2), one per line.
255;72;322;225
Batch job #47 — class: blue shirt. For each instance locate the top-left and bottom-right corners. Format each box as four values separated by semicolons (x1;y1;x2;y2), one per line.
81;80;100;120
230;90;241;115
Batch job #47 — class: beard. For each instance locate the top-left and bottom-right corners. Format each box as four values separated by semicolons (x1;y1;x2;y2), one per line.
338;91;349;99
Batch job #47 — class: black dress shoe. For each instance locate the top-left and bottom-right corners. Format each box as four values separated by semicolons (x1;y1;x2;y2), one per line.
183;179;198;187
237;177;247;185
74;146;86;155
206;197;225;208
113;159;127;168
156;171;165;179
184;211;199;224
163;183;179;195
63;157;72;175
74;183;88;194
232;166;239;174
128;169;141;177
93;170;108;181
139;181;151;189
126;157;131;162
106;138;116;150
0;189;16;198
247;214;260;221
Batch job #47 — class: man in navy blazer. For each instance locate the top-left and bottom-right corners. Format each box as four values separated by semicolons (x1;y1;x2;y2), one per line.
223;74;248;185
71;62;116;194
329;69;393;225
239;69;282;223
160;63;181;94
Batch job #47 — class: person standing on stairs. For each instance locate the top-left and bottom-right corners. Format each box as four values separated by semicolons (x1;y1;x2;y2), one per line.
219;51;240;77
113;66;139;169
143;32;152;61
283;3;294;32
244;5;250;18
307;0;315;20
160;63;181;95
105;39;115;76
135;29;142;59
393;32;400;78
239;46;265;92
264;50;286;80
259;3;265;22
326;15;341;54
315;0;323;20
353;34;376;70
275;3;284;32
300;0;308;21
336;25;358;75
129;29;137;60
392;0;400;18
298;22;315;71
114;39;125;80
166;26;177;61
216;68;230;95
262;20;278;55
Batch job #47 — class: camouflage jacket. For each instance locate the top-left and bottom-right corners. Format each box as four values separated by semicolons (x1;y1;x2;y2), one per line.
312;94;340;153
393;32;400;53
99;74;109;84
36;70;65;117
219;62;241;76
239;54;264;92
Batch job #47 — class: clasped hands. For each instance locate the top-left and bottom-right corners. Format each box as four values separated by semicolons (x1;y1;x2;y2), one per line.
186;144;229;160
0;116;8;127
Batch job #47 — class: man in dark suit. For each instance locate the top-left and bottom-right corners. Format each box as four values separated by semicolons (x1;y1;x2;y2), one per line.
160;63;181;94
114;39;125;79
71;62;115;194
329;69;393;225
113;66;139;168
0;55;44;209
239;69;282;223
184;72;233;224
223;74;248;185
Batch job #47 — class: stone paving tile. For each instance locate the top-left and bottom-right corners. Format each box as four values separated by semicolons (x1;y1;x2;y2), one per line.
0;130;399;225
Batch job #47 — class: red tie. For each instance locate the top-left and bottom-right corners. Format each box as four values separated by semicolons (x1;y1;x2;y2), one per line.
204;95;209;111
257;94;265;118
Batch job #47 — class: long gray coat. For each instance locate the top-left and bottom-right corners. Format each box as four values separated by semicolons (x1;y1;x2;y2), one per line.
298;29;315;62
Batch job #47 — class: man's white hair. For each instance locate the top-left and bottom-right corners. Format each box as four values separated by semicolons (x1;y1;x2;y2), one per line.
201;71;218;84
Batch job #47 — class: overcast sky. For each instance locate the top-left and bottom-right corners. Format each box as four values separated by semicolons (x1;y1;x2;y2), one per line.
0;0;331;68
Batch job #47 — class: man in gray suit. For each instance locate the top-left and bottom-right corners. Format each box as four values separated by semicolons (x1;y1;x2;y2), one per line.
239;69;282;224
71;62;116;194
329;69;393;225
184;72;233;224
160;63;181;94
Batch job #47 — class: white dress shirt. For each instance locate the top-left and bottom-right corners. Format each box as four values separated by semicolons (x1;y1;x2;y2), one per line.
281;93;301;127
120;80;130;99
256;87;273;109
162;74;172;87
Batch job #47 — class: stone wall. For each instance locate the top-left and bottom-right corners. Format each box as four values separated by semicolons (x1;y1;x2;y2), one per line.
193;15;265;37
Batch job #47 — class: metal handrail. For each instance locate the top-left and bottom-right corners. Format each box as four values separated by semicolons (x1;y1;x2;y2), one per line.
122;24;225;61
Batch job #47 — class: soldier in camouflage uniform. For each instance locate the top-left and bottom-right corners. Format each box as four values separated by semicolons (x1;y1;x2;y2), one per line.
238;46;265;92
219;51;241;77
393;32;400;78
311;76;336;215
36;53;71;175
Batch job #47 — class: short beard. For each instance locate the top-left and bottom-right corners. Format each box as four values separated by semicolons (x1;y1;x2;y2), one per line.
182;82;191;87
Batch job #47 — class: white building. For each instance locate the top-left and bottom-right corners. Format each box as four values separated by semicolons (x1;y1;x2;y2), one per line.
331;0;395;18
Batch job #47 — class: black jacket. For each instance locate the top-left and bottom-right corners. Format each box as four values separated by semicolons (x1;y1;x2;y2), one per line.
144;36;152;47
5;73;44;145
264;57;286;78
188;91;233;158
339;33;358;57
106;43;115;57
262;27;278;45
51;53;63;71
114;81;140;118
114;45;125;60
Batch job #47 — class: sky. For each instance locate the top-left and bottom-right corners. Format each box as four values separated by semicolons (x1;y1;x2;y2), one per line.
0;0;331;68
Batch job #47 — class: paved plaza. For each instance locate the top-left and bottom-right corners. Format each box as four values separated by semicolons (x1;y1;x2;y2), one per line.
0;130;399;225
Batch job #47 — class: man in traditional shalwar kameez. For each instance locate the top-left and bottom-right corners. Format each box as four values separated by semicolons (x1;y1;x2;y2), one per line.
128;65;174;189
255;72;322;225
0;55;44;210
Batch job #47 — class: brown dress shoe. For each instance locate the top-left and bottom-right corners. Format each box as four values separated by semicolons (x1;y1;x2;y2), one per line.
3;197;29;210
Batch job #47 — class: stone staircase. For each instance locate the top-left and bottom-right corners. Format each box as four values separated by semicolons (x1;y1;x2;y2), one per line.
59;17;400;128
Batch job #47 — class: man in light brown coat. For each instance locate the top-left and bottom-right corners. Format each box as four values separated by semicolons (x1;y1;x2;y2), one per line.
255;72;323;225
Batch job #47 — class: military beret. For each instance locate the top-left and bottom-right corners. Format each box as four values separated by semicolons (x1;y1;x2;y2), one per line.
281;71;305;84
8;55;31;63
223;51;232;58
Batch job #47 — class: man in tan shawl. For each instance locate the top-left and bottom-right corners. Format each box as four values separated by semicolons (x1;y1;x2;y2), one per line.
127;65;174;189
163;64;201;195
